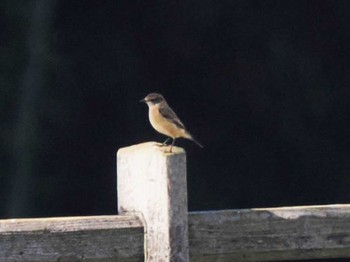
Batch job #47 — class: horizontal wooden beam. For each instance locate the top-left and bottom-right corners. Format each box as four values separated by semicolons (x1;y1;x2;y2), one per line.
0;215;144;261
1;204;350;261
189;204;350;261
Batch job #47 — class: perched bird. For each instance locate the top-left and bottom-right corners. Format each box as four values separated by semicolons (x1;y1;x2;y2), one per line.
140;93;203;152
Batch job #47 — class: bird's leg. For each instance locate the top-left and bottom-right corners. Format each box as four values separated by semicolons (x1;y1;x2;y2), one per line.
169;138;176;153
162;137;170;146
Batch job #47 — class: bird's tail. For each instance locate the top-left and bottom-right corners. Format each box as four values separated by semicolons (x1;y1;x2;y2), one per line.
191;137;203;148
185;132;203;148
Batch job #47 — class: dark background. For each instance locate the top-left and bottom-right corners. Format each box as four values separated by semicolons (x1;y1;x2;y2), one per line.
1;0;349;221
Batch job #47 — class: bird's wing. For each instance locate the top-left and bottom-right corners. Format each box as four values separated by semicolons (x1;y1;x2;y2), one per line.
159;106;186;130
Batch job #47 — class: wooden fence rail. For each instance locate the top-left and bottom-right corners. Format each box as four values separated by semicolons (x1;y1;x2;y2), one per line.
189;205;350;261
1;142;350;261
0;215;144;261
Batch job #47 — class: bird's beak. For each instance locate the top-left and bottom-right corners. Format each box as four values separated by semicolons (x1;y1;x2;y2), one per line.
139;98;146;103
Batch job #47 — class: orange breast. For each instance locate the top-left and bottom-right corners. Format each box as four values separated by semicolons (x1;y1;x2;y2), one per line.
149;106;185;138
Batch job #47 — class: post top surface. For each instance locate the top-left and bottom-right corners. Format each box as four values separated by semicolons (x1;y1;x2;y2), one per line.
117;142;186;156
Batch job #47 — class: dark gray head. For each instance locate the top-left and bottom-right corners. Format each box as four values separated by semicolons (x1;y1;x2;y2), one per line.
140;93;165;106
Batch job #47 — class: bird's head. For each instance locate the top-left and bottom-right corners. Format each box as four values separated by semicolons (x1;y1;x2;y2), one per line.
140;93;165;107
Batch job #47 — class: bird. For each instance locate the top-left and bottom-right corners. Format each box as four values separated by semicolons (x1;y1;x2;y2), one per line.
140;93;203;152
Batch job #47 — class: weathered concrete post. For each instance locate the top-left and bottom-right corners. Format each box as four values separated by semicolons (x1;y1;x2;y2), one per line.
117;142;189;262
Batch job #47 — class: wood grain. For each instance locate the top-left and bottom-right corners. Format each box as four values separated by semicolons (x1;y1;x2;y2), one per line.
2;205;350;261
189;204;350;261
0;215;144;261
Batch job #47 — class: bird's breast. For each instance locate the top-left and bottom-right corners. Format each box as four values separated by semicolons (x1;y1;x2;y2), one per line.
148;106;184;138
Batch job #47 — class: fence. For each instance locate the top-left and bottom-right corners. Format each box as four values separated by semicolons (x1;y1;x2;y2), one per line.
1;142;350;261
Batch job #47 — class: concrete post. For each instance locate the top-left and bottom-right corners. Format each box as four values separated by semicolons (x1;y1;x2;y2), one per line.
117;142;189;262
